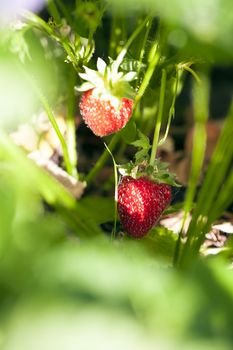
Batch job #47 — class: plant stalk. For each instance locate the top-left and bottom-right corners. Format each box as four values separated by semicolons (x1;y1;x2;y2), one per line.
150;69;167;165
135;17;153;86
38;90;73;176
19;65;74;175
56;0;73;24
159;67;181;146
47;0;61;24
113;16;151;73
85;134;120;184
175;72;209;268
183;65;201;84
104;143;118;240
67;69;78;179
135;44;160;107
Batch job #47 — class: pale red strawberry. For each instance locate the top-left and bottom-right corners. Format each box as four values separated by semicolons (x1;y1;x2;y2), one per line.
79;89;133;137
78;57;136;137
117;176;171;238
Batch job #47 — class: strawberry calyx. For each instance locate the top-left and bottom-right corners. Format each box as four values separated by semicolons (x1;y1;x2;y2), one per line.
76;57;136;109
118;159;179;187
118;131;180;187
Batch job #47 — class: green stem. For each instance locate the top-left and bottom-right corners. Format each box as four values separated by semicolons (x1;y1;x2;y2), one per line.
26;75;73;175
138;18;152;63
173;233;182;267
159;67;180;146
104;143;118;240
150;69;167;165
183;66;201;84
23;11;54;35
109;15;126;58
67;69;78;179
24;11;80;72
112;168;118;240
135;17;152;85
113;16;151;73
38;90;73;175
61;40;79;71
18;64;73;175
56;0;73;24
134;41;160;108
176;72;209;268
85;134;120;184
47;0;61;23
84;29;95;62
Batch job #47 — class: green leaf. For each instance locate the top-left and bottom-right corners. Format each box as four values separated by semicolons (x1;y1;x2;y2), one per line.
79;196;115;224
135;148;149;163
139;226;177;263
131;130;151;150
155;159;169;170
118;162;135;176
0;131;102;238
108;0;233;62
121;58;146;73
119;119;137;144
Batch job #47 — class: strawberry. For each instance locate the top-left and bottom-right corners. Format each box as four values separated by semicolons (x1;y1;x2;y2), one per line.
117;176;171;238
78;58;136;137
79;89;133;137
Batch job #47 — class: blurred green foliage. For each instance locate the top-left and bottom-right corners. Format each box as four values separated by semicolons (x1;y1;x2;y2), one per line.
1;236;233;349
108;0;233;62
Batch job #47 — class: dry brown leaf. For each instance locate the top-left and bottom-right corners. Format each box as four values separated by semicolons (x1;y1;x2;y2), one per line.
10;124;38;152
159;210;191;234
212;222;233;234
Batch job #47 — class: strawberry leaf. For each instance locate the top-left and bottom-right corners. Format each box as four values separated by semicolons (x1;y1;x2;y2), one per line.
131;130;151;150
152;166;181;187
118;162;135;176
155;159;169;170
112;81;135;99
120;58;146;73
119;119;137;144
135;149;149;163
130;130;151;164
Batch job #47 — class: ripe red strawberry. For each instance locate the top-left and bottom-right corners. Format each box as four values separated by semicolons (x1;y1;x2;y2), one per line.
117;176;171;238
78;58;136;137
79;89;133;137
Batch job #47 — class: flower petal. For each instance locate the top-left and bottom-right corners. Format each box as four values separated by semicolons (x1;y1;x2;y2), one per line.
97;57;107;75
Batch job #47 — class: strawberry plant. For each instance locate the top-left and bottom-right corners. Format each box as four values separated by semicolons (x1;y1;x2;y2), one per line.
0;0;233;349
